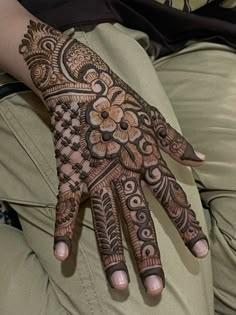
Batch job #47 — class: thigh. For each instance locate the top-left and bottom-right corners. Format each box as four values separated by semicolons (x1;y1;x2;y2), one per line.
0;225;68;315
155;42;236;314
0;24;213;315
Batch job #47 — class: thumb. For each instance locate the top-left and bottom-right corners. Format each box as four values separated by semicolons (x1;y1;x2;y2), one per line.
151;107;205;167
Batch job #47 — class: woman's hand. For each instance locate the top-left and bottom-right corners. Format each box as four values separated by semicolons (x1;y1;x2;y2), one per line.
19;20;208;295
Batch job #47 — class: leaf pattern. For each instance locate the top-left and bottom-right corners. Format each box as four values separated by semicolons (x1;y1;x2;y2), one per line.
91;188;122;256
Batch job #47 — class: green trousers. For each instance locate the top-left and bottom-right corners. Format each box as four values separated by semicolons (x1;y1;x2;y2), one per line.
0;23;235;315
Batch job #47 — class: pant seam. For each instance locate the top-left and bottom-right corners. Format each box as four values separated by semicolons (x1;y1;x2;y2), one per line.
78;26;96;50
79;243;107;314
0;99;58;197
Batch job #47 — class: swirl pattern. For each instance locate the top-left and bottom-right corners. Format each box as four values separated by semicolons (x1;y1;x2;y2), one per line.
19;20;208;290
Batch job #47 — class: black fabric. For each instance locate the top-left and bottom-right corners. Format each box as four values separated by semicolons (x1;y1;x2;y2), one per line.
18;0;121;29
19;0;236;56
0;82;29;100
114;0;236;55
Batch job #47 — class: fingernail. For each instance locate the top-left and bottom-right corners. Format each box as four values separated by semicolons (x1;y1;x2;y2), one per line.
181;146;204;162
54;241;69;261
195;151;205;161
192;240;209;258
111;271;128;290
144;275;163;295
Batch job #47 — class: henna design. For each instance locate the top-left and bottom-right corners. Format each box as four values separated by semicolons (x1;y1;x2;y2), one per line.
115;176;164;285
145;162;206;250
90;187;129;287
20;20;208;288
150;108;202;162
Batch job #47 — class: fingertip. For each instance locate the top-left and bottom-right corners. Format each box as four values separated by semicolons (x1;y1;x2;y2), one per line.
110;271;129;290
195;151;206;161
54;241;69;261
192;239;209;258
181;146;205;165
144;275;163;296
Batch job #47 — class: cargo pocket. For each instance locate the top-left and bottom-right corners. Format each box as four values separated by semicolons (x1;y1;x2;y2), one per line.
0;77;58;207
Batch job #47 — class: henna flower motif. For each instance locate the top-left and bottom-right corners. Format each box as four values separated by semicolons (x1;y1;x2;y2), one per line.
113;110;141;144
89;97;123;132
89;129;121;158
87;79;147;164
89;84;141;143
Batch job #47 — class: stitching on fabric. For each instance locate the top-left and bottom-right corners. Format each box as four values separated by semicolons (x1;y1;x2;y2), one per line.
79;244;106;315
77;26;93;49
0;113;56;209
78;259;95;314
0;196;54;208
79;274;94;314
8;102;58;192
0;91;57;189
0;98;58;197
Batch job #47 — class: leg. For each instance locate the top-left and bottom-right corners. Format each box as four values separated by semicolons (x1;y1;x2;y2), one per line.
155;41;236;314
0;225;69;315
0;23;213;314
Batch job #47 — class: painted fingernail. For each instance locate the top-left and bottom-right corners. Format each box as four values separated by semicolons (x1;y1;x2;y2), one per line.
192;240;208;258
54;241;69;261
111;271;128;290
144;275;163;295
195;151;206;161
181;146;204;162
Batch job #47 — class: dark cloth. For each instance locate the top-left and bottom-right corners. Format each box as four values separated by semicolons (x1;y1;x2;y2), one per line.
19;0;236;56
18;0;121;30
114;0;236;55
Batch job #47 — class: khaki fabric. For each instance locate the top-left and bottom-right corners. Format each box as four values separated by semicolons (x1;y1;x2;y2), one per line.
155;0;214;11
0;23;216;315
156;42;236;314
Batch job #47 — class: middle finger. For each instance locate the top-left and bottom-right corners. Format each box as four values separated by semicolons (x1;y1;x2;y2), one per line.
114;174;164;295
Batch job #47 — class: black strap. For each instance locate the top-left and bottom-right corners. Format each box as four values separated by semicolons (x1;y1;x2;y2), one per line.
0;82;30;100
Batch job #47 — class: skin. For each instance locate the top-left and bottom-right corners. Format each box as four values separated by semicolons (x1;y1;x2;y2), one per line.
18;20;209;294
